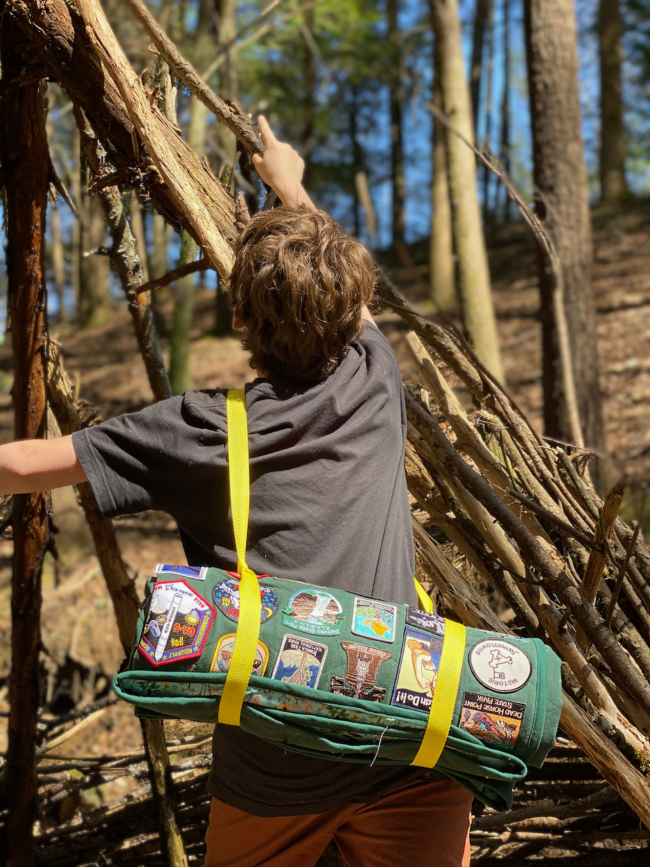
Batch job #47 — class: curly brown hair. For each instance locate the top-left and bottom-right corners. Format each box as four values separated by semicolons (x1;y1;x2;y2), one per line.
227;206;376;383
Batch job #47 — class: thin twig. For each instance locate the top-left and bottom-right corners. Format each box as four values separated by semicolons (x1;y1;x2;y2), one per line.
136;258;211;295
607;523;641;628
507;488;601;551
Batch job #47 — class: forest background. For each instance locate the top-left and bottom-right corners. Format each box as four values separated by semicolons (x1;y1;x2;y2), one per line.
3;0;650;863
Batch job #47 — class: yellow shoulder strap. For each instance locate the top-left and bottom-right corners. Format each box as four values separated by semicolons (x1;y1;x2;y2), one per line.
218;389;262;726
414;577;433;613
410;618;466;768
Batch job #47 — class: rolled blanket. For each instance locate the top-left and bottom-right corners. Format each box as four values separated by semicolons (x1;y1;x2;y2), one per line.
114;563;562;811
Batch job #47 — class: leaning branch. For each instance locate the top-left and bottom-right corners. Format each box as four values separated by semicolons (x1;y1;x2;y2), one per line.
123;0;264;155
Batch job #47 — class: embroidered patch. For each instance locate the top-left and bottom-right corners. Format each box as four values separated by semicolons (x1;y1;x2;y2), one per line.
155;564;208;581
468;638;532;693
459;692;525;751
390;625;445;714
213;579;279;624
139;579;214;666
272;634;328;689
351;598;397;643
330;642;393;702
210;633;269;676
282;589;344;636
405;606;445;637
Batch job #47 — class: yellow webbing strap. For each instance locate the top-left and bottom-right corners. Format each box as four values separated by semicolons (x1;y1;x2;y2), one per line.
218;389;262;726
411;618;466;768
414;577;434;613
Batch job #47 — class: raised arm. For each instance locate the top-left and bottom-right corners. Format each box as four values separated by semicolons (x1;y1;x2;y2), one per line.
0;436;87;495
253;117;374;324
253;117;316;210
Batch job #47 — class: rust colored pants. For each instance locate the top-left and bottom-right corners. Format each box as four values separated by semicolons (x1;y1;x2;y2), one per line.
203;779;473;867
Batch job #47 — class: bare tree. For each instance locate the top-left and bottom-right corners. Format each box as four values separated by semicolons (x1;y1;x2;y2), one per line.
598;0;629;204
469;0;492;135
1;15;50;864
524;0;607;477
430;28;455;309
388;0;406;245
430;0;504;380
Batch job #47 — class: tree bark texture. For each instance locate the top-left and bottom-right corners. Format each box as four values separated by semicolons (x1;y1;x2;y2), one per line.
524;0;606;463
79;193;112;328
1;17;50;864
430;0;504;380
598;0;629;203
430;32;455;309
388;0;406;245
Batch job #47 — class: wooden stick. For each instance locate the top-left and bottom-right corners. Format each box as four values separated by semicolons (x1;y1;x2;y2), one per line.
507;488;600;551
576;480;626;652
2;33;49;864
406;392;650;719
74;0;236;278
123;0;264;155
607;523;641;628
559;693;650;831
136;259;211;296
76;109;172;402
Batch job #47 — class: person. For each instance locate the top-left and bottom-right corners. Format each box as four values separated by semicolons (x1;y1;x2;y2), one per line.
0;118;473;866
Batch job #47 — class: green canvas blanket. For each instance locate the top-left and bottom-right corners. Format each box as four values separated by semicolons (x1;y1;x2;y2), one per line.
114;563;562;811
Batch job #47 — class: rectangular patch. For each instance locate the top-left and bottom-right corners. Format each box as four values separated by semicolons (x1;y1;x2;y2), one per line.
330;642;393;702
390;625;445;714
351;598;397;643
272;634;328;689
458;691;525;751
155;564;208;581
405;606;445;637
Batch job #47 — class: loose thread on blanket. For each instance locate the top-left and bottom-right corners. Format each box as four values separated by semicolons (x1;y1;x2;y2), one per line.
370;726;390;767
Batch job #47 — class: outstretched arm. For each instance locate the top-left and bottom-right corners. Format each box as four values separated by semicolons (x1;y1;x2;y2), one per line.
0;436;87;496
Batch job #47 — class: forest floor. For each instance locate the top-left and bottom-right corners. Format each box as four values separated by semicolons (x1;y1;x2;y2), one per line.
0;200;649;820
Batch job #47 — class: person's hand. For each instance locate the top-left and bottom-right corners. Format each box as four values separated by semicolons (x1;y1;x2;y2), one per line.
252;117;314;209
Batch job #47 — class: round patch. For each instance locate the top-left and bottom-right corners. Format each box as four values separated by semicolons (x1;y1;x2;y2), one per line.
282;589;344;636
211;633;269;676
468;639;532;693
212;579;279;624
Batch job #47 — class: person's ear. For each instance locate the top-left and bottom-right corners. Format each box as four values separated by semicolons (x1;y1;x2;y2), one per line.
232;309;245;330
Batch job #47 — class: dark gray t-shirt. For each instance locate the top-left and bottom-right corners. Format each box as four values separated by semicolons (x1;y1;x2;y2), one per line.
73;322;443;815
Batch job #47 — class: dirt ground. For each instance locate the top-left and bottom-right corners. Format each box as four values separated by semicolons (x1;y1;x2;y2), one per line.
0;201;649;804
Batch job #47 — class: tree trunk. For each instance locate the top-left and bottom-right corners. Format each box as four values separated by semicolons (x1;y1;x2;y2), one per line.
499;0;512;222
79;191;112;328
215;0;237;337
1;16;50;864
387;0;406;245
430;34;455;309
169;0;215;381
302;0;316;189
170;231;198;395
598;0;629;204
71;124;82;317
524;0;606;470
49;199;68;321
430;0;504;380
470;0;491;136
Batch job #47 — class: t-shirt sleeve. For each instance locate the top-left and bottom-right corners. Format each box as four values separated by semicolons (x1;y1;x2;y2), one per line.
72;395;206;519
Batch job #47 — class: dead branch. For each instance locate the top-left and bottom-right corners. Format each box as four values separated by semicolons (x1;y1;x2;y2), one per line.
123;0;264;155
